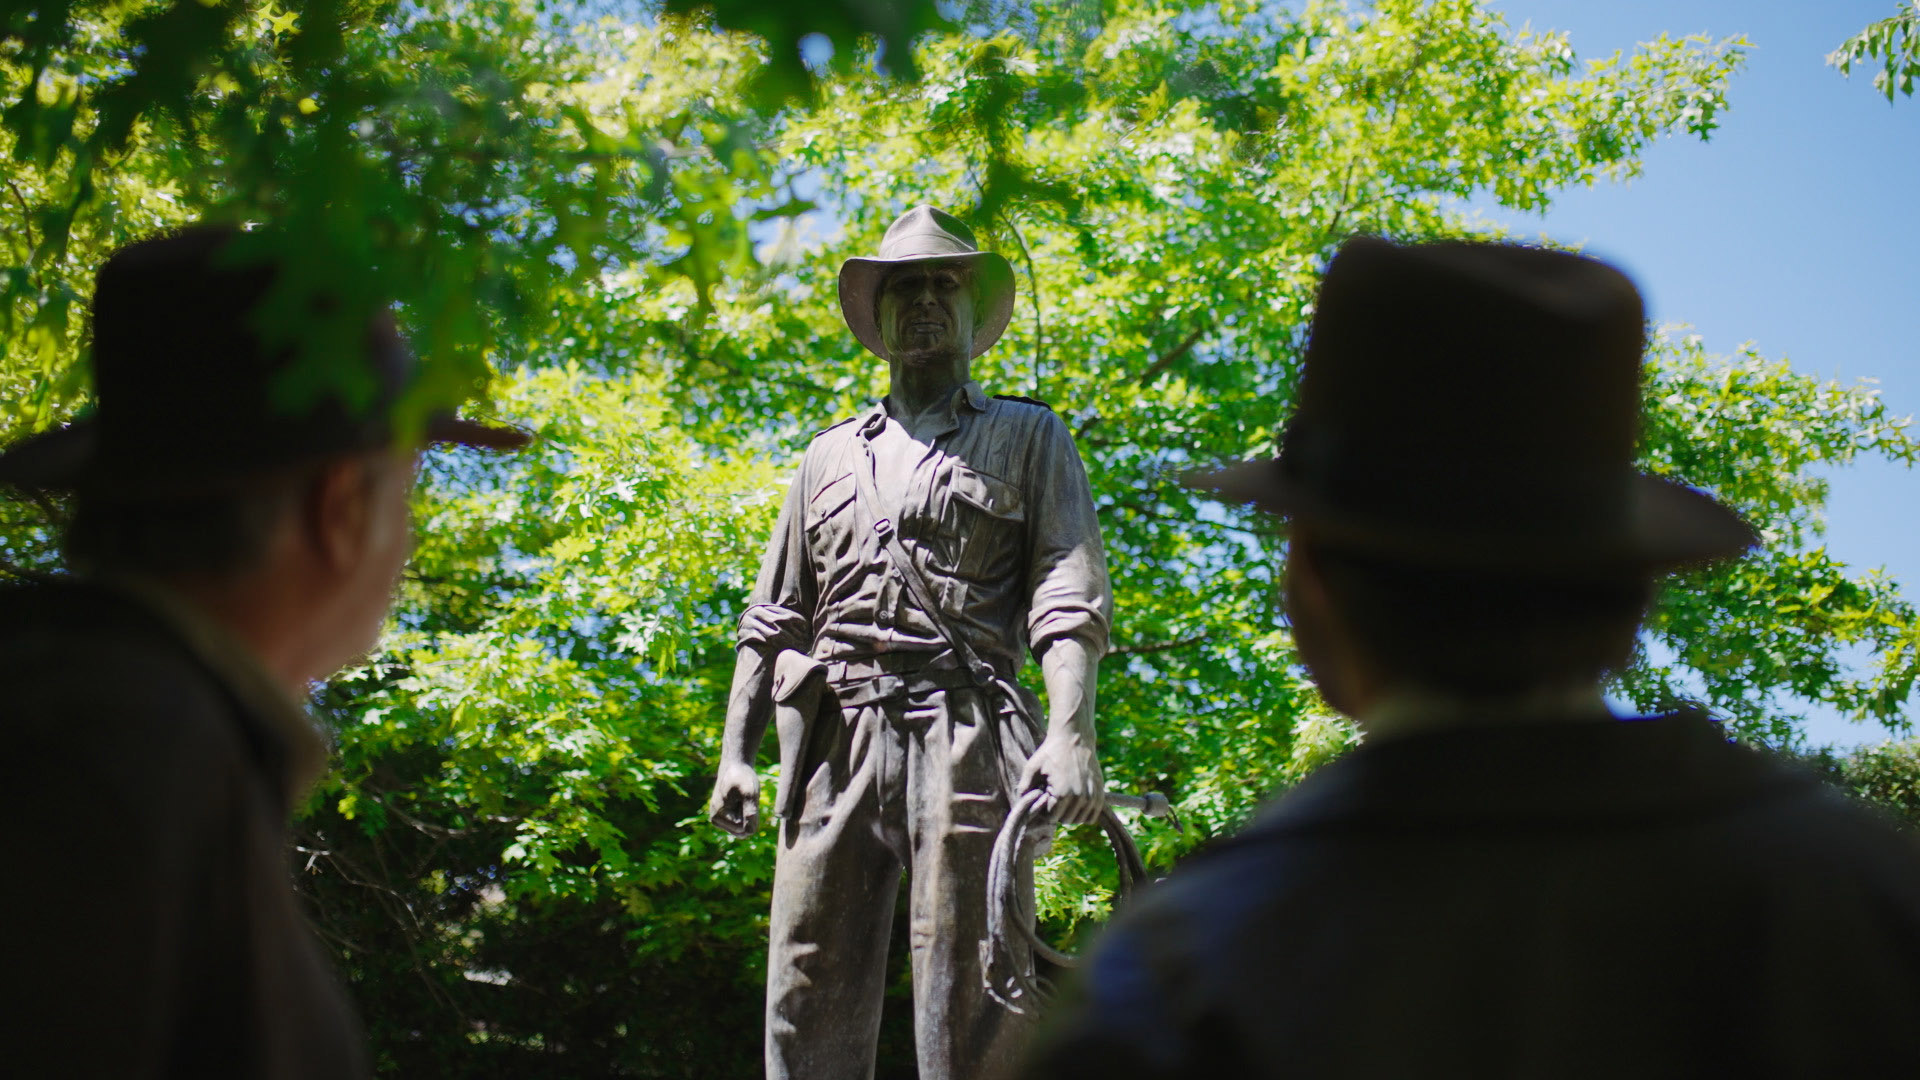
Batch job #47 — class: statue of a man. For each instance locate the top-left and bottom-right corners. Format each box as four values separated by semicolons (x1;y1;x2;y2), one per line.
708;205;1113;1080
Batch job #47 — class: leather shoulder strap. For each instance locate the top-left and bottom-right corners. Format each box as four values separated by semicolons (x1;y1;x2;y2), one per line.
850;441;999;689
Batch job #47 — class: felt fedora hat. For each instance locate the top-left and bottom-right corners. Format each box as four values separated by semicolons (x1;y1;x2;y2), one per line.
0;224;529;495
838;205;1016;361
1186;236;1757;572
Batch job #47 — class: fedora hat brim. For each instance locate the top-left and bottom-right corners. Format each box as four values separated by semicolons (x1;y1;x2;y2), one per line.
1184;457;1758;573
838;249;1016;361
0;421;94;490
0;413;531;494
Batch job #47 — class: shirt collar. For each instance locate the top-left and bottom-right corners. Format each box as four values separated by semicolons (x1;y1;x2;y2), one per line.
863;380;991;439
98;574;330;810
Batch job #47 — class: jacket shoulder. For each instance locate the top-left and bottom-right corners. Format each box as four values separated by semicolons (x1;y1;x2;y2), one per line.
805;415;861;453
983;393;1071;443
0;581;236;739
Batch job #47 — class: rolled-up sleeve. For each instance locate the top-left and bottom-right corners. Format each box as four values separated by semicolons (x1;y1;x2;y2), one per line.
1024;412;1112;656
738;460;816;653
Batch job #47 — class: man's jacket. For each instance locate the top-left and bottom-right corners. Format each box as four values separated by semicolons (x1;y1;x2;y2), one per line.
2;579;366;1078
1025;713;1920;1078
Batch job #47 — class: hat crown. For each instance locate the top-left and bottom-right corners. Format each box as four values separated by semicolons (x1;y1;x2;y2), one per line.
84;226;407;485
1185;237;1756;570
1289;237;1648;548
875;205;982;261
836;206;1017;362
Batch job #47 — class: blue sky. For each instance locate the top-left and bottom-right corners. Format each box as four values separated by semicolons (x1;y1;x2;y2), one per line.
1475;1;1920;747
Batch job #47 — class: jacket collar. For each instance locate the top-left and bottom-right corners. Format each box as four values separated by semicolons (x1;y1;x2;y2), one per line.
98;574;329;812
860;380;990;440
1247;712;1811;836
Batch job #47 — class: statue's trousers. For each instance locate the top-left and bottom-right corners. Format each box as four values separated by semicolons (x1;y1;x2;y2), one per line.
765;682;1038;1080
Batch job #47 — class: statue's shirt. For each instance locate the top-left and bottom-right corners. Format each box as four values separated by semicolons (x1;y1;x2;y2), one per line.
739;380;1111;673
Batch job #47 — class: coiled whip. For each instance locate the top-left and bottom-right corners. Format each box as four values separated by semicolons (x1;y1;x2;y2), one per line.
982;789;1179;1013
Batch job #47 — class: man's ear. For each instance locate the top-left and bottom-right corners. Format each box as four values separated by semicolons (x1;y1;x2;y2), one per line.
303;455;376;574
1282;538;1326;621
1284;536;1373;717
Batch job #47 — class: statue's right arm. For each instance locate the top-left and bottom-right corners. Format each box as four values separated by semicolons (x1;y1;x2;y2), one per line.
709;469;815;837
710;643;776;836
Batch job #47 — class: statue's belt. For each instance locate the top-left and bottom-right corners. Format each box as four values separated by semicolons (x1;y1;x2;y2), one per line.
822;652;993;709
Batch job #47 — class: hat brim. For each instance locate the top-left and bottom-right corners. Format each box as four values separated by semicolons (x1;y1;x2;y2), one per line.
426;415;533;451
1183;457;1758;573
0;413;531;493
838;250;1017;361
0;420;95;490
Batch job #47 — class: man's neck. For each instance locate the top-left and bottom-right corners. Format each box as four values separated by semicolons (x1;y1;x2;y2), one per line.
885;357;969;419
145;571;319;697
1357;683;1610;743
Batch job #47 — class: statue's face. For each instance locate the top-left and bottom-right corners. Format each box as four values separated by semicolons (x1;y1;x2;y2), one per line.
877;261;975;367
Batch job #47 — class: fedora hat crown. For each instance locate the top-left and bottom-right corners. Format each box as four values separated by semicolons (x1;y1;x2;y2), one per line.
877;206;985;260
0;224;527;494
1190;236;1756;571
838;205;1017;361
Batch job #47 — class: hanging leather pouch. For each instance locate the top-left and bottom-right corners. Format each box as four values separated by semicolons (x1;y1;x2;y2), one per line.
770;648;831;820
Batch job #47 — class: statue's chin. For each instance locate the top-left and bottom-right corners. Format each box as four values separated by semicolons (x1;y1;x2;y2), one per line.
891;343;964;368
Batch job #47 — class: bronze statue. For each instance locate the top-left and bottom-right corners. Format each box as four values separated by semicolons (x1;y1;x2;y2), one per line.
708;205;1112;1080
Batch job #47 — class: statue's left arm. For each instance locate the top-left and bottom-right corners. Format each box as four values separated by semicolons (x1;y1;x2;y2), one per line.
1018;410;1113;826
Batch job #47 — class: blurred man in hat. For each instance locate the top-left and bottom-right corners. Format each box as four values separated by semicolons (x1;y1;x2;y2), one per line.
707;206;1111;1079
1020;238;1920;1078
0;225;527;1077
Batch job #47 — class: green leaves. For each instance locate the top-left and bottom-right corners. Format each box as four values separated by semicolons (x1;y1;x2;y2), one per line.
664;0;952;101
1830;2;1920;102
0;0;815;441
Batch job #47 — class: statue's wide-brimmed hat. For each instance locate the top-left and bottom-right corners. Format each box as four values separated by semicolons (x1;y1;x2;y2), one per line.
838;206;1016;360
1186;237;1757;572
0;225;529;496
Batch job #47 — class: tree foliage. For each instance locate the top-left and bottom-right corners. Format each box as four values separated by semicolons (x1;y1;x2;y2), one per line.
4;0;1919;1073
1804;739;1920;833
0;0;808;432
1830;2;1920;102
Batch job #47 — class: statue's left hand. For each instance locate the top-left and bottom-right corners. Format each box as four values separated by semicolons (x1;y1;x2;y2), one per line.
1020;729;1105;826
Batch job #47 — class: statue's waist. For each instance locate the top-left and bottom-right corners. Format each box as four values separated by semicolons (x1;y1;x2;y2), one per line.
816;650;1023;710
820;649;961;686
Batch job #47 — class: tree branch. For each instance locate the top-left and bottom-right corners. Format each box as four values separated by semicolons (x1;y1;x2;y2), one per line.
1137;323;1209;387
999;209;1046;397
1105;497;1272;539
1106;633;1208;658
7;180;36;254
0;557;62;585
1320;159;1361;246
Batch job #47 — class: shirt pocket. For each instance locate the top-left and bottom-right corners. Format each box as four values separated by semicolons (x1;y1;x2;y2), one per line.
944;463;1025;580
805;472;859;565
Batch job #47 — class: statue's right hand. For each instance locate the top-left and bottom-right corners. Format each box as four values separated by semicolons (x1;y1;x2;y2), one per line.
708;760;762;837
